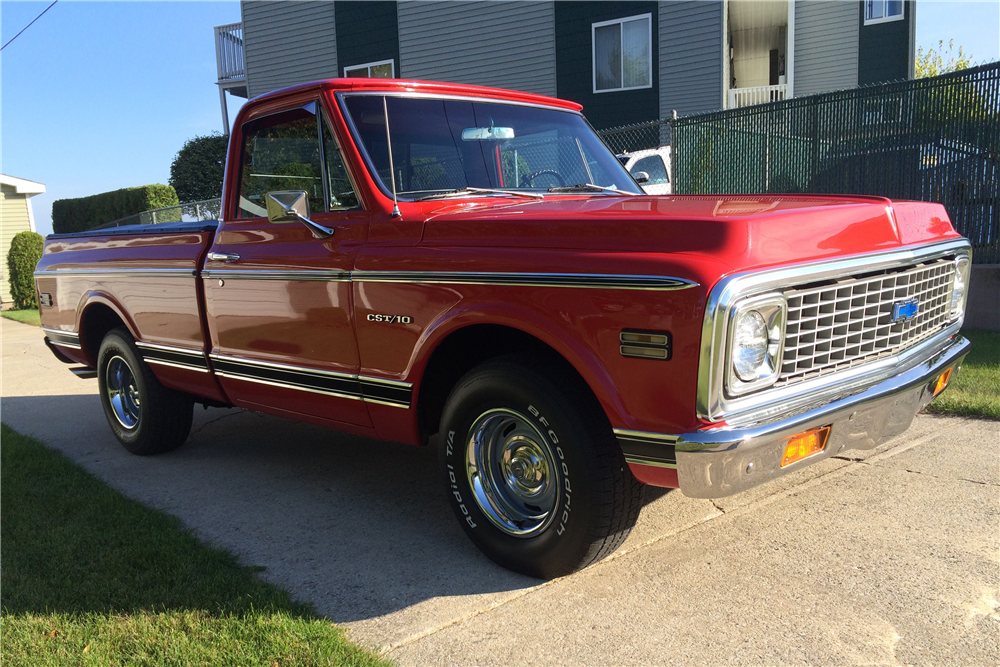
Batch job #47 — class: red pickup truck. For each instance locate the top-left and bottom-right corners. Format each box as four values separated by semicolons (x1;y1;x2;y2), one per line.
35;79;972;578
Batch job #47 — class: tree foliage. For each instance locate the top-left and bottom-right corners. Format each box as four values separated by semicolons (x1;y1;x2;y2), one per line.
916;40;973;79
169;134;229;202
6;231;44;310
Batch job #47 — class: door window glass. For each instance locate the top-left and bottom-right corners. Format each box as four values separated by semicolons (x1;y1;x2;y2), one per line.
238;105;325;218
321;117;360;210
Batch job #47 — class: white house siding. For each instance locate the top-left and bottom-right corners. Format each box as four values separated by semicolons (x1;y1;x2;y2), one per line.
241;1;338;98
397;1;557;96
793;0;858;97
658;1;724;118
1;184;35;304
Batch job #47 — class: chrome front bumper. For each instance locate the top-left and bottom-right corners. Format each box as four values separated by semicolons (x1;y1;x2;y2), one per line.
673;334;970;498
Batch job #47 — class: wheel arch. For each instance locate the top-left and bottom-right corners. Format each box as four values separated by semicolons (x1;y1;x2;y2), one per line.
76;294;138;367
412;309;628;445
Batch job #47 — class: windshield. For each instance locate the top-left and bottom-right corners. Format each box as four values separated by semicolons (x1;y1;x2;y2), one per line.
341;95;642;199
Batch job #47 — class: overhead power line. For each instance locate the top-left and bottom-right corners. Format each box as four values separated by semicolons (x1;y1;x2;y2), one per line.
1;0;59;52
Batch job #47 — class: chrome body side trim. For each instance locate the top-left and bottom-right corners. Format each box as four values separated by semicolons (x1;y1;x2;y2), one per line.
144;358;211;373
697;239;971;423
42;327;82;349
201;269;351;281
136;341;210;372
352;271;698;291
208;354;413;408
614;428;678;469
34;268;197;279
676;334;969;498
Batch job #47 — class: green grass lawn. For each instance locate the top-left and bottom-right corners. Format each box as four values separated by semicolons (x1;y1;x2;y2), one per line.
1;308;40;326
926;330;1000;420
0;424;393;667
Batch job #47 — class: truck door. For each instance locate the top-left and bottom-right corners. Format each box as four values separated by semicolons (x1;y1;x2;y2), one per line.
204;100;372;427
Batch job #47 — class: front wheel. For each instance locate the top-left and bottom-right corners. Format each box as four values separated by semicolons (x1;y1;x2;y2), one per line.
440;356;643;578
97;327;194;455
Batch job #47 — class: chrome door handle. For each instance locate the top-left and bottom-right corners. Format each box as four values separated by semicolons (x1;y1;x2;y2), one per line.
207;252;240;263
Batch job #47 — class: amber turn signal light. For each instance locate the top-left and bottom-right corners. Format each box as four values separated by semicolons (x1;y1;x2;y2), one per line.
781;426;831;468
933;367;953;396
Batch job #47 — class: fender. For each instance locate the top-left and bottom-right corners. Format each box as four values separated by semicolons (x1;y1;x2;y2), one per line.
407;299;632;430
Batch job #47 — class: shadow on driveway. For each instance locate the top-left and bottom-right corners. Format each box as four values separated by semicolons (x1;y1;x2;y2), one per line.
2;394;667;626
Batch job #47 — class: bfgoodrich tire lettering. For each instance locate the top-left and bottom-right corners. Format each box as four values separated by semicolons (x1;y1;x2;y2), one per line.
97;327;194;455
440;355;643;578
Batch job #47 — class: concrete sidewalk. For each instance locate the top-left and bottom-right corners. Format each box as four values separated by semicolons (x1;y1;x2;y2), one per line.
2;318;997;664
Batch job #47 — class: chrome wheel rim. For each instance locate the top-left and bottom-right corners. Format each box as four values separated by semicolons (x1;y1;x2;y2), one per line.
106;355;141;429
466;408;560;538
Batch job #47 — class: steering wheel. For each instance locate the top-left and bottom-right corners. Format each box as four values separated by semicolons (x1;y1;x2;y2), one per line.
519;169;566;188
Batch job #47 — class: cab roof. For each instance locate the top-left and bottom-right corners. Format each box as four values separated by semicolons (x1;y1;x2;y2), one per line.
249;77;584;113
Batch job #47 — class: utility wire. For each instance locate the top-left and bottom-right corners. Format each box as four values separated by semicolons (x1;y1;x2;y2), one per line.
1;0;59;52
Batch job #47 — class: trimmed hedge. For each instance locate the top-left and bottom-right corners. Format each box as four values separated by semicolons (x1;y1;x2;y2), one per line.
52;185;180;234
6;231;44;310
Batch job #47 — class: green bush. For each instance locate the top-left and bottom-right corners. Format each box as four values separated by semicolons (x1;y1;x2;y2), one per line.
51;185;180;234
169;134;229;202
6;231;44;310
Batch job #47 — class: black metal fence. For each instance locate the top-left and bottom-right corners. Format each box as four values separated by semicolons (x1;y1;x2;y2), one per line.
671;61;1000;263
599;119;671;155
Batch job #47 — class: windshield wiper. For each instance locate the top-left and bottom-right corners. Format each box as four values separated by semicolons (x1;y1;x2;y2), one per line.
546;183;639;196
416;187;544;202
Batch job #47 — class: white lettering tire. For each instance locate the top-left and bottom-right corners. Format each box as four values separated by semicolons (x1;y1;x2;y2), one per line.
440;355;643;578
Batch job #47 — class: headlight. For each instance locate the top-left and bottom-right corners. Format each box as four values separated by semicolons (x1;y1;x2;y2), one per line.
949;255;971;321
727;294;786;396
733;311;768;381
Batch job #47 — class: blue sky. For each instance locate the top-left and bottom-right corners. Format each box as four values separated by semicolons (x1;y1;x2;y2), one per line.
3;1;998;236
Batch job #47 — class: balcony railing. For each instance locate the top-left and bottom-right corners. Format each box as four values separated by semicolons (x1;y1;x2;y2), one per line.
215;22;245;83
728;84;788;109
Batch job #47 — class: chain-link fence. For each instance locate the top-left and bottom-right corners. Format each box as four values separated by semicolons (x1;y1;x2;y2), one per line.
96;199;222;229
599;120;672;155
672;61;1000;263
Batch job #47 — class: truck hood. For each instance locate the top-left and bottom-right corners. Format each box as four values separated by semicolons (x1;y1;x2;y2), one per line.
420;194;961;273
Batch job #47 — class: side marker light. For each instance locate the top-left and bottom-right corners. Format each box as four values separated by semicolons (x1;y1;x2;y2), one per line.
781;426;831;468
933;367;953;396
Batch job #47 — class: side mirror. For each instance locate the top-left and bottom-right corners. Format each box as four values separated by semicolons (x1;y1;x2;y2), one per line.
265;191;334;239
266;190;310;223
632;171;650;184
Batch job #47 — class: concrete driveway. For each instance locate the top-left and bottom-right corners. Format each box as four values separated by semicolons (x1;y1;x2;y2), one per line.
2;317;997;665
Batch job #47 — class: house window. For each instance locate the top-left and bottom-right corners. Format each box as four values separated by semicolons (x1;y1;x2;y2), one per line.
864;0;904;25
592;14;652;93
344;59;394;78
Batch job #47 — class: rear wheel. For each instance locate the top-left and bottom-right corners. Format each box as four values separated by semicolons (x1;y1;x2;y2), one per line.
440;356;643;578
97;327;193;455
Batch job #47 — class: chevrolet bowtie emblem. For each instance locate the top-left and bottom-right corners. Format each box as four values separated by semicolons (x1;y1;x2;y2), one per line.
892;298;919;322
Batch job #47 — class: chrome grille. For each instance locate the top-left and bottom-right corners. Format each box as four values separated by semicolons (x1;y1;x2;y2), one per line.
779;259;955;386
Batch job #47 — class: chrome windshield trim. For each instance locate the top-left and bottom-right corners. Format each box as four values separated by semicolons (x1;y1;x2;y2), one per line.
34;268;197;279
352;271;698;291
698;239;972;423
336;91;637;205
202;269;351;281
